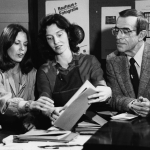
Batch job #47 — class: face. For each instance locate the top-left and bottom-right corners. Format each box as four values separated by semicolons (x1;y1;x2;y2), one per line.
7;32;28;63
115;16;140;56
46;24;70;55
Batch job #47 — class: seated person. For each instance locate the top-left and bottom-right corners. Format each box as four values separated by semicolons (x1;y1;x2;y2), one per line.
36;13;112;127
0;24;54;132
106;9;150;117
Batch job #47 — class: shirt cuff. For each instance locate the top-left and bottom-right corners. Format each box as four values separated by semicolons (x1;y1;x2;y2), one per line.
8;98;24;117
18;101;28;113
128;100;136;110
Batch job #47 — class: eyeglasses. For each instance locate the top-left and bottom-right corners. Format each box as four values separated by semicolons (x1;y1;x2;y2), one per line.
112;27;136;37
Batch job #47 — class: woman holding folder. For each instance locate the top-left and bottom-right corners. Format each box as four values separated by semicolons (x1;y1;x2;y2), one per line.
37;14;112;127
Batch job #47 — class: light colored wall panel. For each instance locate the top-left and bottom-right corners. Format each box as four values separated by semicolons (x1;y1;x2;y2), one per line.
0;14;28;23
0;0;28;13
0;0;28;33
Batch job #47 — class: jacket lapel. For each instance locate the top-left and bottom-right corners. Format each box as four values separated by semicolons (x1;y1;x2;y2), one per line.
18;74;27;96
6;71;27;96
114;53;135;98
138;42;150;97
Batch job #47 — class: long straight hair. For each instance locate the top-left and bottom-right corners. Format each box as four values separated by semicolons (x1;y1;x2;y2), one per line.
0;24;34;74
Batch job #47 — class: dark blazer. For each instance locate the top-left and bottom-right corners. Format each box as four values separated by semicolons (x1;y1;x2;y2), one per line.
106;42;150;112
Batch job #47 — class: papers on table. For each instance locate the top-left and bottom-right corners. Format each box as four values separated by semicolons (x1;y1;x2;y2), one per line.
85;110;108;126
74;110;108;135
111;113;138;121
2;134;91;150
13;129;78;143
97;111;118;116
75;120;101;135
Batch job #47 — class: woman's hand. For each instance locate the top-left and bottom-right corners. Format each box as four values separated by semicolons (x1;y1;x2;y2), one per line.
88;86;112;104
30;96;55;116
50;107;65;125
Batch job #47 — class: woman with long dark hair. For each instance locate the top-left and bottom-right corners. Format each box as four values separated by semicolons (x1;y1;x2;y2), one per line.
0;24;54;132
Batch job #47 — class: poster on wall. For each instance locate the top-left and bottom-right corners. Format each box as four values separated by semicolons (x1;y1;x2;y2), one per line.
135;0;150;43
46;0;89;54
101;6;131;59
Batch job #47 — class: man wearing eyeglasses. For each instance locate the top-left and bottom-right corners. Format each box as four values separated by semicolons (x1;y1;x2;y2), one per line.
106;9;150;117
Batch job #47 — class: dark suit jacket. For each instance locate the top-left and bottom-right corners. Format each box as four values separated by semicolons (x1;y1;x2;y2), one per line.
106;42;150;112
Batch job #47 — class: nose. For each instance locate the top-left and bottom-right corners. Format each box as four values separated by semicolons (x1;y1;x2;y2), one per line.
116;30;124;39
20;43;26;51
53;36;59;44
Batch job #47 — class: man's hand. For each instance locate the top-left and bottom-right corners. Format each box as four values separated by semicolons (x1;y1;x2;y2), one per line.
130;96;150;117
88;86;112;104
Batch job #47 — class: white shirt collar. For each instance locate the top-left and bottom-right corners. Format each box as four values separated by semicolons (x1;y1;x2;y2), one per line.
128;41;144;67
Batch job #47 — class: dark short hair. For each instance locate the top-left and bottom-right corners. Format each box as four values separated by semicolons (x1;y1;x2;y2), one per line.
119;9;148;35
38;13;84;60
0;24;34;74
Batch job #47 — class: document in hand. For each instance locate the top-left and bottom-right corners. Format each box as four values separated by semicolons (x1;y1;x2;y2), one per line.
13;129;75;142
54;80;97;131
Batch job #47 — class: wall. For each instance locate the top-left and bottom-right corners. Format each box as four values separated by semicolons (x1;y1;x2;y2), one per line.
0;0;28;33
89;0;135;58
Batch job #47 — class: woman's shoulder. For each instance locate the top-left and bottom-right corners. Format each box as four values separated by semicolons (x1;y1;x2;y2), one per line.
28;68;37;77
76;53;98;63
38;60;54;73
29;68;37;73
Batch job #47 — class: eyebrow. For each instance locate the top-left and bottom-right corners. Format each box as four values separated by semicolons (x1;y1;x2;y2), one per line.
46;29;64;36
15;40;28;43
115;26;130;29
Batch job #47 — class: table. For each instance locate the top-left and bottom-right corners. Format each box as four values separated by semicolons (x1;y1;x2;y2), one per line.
0;129;17;143
83;116;150;150
1;116;150;150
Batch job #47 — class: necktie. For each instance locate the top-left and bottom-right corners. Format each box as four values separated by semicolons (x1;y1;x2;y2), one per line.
129;58;139;97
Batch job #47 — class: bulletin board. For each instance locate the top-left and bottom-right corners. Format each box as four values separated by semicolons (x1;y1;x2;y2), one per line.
45;0;89;54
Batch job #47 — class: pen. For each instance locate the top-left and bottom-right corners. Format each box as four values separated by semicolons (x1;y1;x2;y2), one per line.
38;144;81;149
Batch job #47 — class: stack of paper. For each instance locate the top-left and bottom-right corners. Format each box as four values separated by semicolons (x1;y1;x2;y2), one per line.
75;120;101;135
13;129;78;143
74;110;108;134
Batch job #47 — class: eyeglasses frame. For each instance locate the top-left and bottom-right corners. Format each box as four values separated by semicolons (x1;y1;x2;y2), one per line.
112;27;137;37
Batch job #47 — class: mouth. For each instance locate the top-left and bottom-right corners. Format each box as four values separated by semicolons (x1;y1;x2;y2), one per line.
18;54;24;58
55;45;62;50
117;42;125;45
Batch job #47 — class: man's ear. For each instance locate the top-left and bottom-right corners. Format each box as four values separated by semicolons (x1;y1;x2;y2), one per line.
138;30;147;41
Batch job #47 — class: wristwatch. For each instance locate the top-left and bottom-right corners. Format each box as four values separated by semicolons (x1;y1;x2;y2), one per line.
25;101;31;113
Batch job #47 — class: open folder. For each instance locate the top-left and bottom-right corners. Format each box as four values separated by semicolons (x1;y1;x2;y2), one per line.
54;80;97;131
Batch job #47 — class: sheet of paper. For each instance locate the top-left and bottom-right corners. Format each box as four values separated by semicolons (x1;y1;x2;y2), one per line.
65;80;95;107
85;111;108;126
97;111;118;116
111;113;138;120
0;143;38;150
